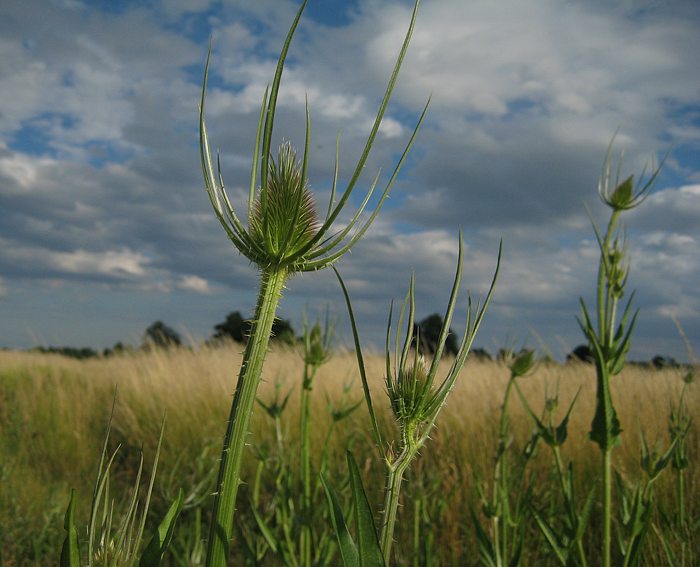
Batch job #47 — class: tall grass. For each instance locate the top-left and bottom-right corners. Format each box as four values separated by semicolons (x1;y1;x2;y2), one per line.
1;346;697;565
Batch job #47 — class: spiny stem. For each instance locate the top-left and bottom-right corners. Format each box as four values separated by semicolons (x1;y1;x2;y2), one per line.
602;448;612;567
380;447;414;564
206;266;288;567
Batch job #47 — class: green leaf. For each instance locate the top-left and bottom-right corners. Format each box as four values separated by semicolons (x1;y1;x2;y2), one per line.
138;488;184;567
576;481;598;543
334;268;383;451
250;500;279;553
588;362;622;451
321;472;360;567
529;506;569;566
346;452;385;567
469;505;498;567
60;489;81;567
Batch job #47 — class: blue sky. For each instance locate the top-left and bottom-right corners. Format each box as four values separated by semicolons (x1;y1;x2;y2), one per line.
1;0;699;361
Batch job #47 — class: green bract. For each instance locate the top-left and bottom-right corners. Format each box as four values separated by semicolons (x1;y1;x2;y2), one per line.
384;234;501;447
598;134;665;212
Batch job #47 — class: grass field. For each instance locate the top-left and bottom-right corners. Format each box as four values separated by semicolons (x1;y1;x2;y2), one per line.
1;344;697;565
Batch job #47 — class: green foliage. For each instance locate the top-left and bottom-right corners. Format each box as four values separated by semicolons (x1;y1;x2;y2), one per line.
321;452;386;567
60;489;80;567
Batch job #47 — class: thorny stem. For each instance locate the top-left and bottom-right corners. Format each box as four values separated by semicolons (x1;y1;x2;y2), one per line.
380;444;415;565
602;442;613;567
594;209;620;567
206;266;288;567
596;211;620;347
493;376;516;566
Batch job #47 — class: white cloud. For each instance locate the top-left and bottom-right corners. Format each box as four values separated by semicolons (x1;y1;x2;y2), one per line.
51;248;150;278
178;274;212;294
0;144;59;191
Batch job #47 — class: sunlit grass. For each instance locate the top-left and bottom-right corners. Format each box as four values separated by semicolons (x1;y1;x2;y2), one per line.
1;346;696;565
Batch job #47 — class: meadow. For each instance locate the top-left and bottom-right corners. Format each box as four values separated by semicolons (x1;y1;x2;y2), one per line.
1;344;697;565
3;1;697;565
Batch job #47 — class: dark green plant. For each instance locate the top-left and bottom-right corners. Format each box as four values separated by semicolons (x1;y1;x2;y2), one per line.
577;137;664;567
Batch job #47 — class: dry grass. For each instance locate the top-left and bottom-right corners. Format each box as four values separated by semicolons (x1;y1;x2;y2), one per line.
1;345;697;565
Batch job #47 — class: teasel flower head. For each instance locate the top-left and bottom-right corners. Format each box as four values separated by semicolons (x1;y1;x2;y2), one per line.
598;133;665;212
199;0;429;274
383;233;502;447
301;309;335;368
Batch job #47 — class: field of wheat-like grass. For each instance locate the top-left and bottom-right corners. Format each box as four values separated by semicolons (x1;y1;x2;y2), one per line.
1;345;697;566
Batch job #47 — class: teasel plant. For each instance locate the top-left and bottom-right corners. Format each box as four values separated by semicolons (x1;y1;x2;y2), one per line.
577;136;664;567
198;0;428;563
328;233;501;565
472;348;540;567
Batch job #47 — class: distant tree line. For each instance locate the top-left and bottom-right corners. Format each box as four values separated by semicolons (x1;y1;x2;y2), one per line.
24;312;687;368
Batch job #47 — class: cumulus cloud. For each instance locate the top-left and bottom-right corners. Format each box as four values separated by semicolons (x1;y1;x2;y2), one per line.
178;274;212;294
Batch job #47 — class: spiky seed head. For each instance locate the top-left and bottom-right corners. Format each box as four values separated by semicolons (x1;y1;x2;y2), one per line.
390;356;432;427
249;142;319;267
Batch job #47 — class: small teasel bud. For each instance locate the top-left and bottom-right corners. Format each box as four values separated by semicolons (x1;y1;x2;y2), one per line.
390;356;431;428
608;175;635;211
508;349;537;378
598;135;666;213
682;370;695;385
302;312;335;368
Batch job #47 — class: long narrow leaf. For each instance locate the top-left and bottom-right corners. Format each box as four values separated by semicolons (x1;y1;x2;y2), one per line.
60;489;80;567
139;489;185;567
321;473;360;567
346;452;385;567
333;268;383;452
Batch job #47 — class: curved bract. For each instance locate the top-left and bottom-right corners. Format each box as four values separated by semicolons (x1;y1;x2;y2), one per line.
200;0;429;273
